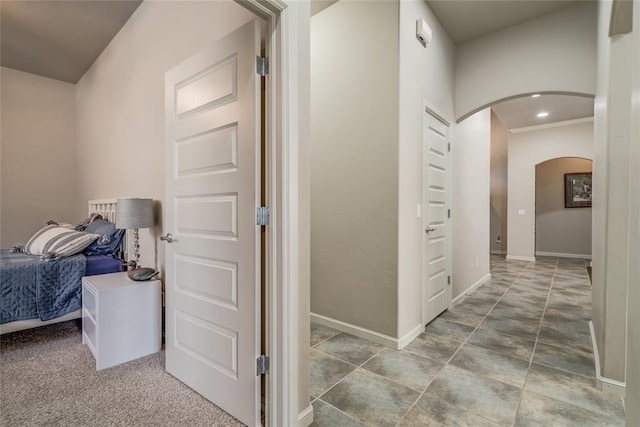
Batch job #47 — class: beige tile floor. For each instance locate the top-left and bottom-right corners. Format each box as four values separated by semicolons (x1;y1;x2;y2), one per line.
309;256;625;426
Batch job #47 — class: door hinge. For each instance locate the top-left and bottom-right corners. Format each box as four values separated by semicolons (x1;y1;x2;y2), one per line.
448;209;451;218
256;56;269;76
447;142;451;152
257;206;270;226
257;354;269;375
448;275;451;285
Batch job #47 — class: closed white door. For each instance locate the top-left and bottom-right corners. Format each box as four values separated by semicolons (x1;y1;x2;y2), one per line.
164;20;261;426
422;110;451;325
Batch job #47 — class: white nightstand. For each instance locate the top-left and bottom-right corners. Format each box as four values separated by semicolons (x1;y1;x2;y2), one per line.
82;272;162;370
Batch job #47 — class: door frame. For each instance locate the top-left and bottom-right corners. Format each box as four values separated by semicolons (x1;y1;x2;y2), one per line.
421;102;454;327
234;1;310;425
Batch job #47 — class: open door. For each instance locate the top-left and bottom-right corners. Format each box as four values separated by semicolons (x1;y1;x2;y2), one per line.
164;20;262;426
422;109;452;325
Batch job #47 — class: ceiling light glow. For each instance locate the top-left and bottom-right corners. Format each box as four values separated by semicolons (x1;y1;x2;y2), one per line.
537;111;549;118
531;94;541;98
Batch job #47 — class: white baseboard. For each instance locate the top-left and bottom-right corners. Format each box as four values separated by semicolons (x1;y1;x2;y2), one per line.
397;323;426;349
297;404;314;426
506;255;536;262
589;321;626;396
536;251;592;260
310;313;423;350
490;250;506;255
452;273;492;306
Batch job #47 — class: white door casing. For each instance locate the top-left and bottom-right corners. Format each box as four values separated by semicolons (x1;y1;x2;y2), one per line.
164;20;261;427
422;108;452;325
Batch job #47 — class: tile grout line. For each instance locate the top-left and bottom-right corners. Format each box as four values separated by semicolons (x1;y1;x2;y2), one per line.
311;257;598;427
312;258;624;426
310;334;387;426
481;257;557;426
510;256;559;426
395;256;531;427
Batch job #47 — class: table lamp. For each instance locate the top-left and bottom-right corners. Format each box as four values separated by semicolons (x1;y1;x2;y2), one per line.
116;198;153;269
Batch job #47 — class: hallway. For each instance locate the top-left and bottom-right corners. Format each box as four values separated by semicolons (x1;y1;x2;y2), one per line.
309;256;625;426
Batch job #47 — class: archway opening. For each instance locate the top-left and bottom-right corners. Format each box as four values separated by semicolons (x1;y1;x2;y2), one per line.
535;157;593;259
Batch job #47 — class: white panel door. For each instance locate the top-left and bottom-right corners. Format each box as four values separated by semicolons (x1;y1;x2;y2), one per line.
422;110;451;325
164;20;261;427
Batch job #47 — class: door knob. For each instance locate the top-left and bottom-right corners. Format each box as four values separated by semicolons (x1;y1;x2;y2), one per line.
425;226;437;233
160;233;176;243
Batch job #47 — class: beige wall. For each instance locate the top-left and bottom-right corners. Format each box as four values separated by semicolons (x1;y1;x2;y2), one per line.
75;1;254;270
591;0;611;385
535;158;592;257
1;67;79;247
490;111;508;254
397;0;455;338
455;1;597;121
310;0;400;337
291;0;312;420
507;121;593;261
593;0;635;384
451;109;491;298
592;0;633;385
625;0;640;423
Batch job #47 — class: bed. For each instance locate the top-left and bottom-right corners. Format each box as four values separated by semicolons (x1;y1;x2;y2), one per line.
0;199;129;334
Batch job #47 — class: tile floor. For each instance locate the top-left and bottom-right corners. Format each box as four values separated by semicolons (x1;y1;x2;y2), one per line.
309;255;625;426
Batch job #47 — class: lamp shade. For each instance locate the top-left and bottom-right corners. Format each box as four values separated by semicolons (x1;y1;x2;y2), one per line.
115;198;154;229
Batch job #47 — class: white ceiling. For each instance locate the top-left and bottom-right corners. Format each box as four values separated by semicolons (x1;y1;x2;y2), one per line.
491;94;594;130
1;0;141;83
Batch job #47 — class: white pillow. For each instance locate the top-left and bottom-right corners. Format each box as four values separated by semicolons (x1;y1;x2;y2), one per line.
25;225;100;258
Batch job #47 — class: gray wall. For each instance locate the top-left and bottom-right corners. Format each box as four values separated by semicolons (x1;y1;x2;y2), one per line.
310;0;400;337
455;1;597;121
452;109;491;298
310;0;456;341
507;122;593;261
592;0;631;383
490;111;508;254
626;0;640;422
1;67;79;247
535;158;592;257
397;0;455;338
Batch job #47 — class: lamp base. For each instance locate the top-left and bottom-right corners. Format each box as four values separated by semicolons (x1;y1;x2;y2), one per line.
123;259;138;270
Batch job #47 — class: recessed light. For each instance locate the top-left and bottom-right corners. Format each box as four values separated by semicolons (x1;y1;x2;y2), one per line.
531;94;541;98
537;111;549;118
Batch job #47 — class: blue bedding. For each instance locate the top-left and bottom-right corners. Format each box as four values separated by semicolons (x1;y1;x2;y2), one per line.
1;250;86;323
85;254;123;276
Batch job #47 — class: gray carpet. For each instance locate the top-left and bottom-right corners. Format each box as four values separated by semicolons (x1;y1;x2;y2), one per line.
0;320;245;426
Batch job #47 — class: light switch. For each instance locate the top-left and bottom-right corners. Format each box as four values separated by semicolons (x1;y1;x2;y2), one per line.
518;209;526;216
417;204;422;218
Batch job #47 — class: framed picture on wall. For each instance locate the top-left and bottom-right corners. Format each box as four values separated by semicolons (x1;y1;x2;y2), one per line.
565;172;592;208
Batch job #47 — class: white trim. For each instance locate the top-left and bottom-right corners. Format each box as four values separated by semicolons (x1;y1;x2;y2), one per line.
589;321;626;396
235;1;300;426
535;251;592;259
452;273;492;306
506;255;536;262
398;323;426;349
311;313;424;350
490;250;506;255
509;117;594;134
0;309;82;335
297;405;314;426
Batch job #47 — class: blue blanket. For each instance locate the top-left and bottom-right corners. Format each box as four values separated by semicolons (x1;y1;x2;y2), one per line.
1;250;86;323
